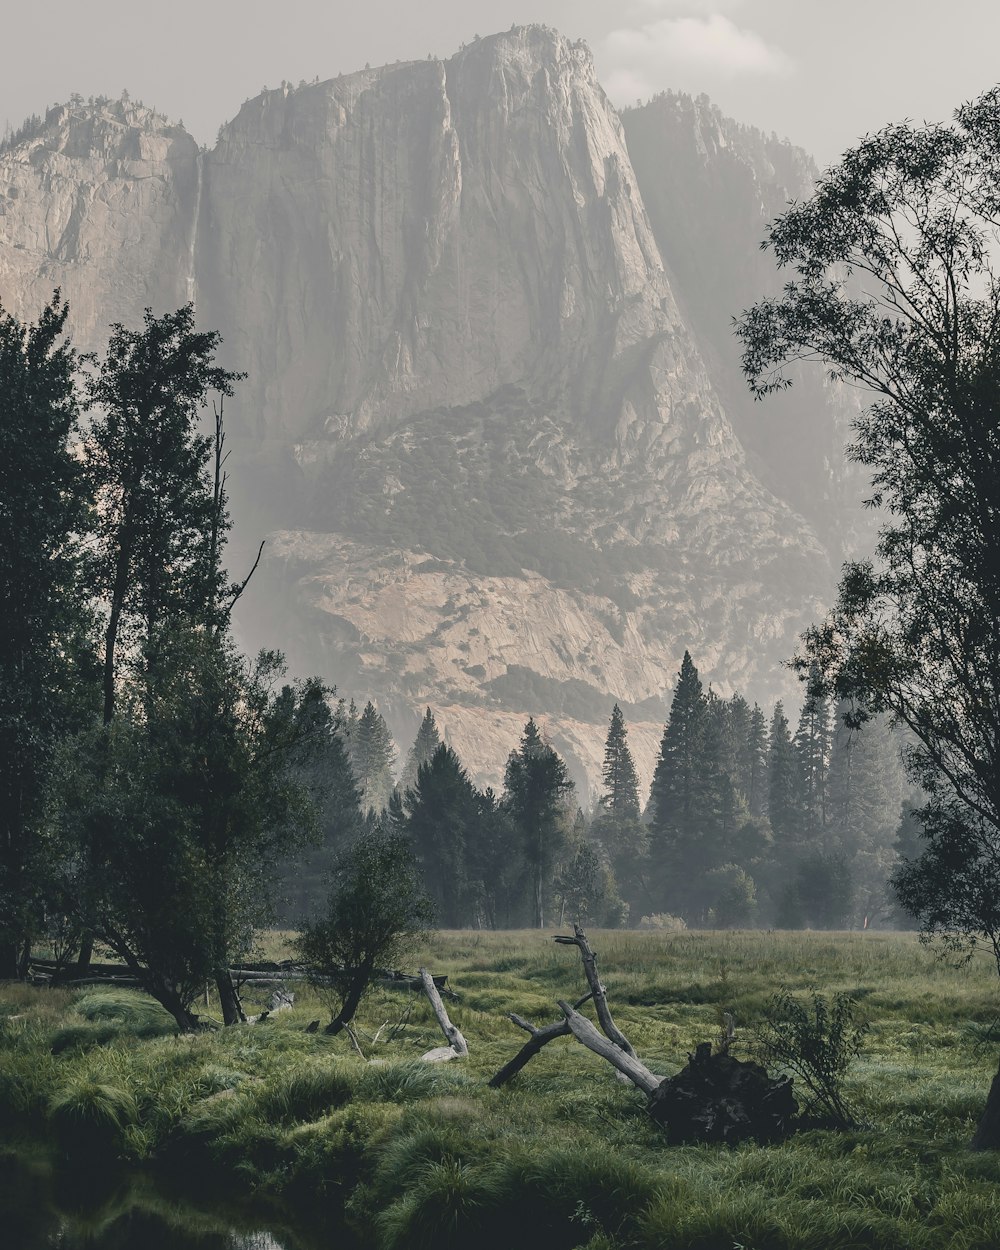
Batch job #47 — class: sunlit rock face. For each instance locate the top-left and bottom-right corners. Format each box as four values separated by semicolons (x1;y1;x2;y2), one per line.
0;28;852;795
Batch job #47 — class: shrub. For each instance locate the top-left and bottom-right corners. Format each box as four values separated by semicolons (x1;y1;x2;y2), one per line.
755;989;869;1127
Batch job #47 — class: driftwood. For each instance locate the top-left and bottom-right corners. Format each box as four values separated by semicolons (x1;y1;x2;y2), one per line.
490;926;797;1145
419;967;469;1062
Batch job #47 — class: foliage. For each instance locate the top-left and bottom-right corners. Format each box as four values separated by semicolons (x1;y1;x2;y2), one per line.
755;989;869;1126
84;303;243;724
0;294;97;976
405;744;482;927
295;830;434;1034
502;719;575;928
401;708;442;794
50;634;323;1029
736;86;1000;966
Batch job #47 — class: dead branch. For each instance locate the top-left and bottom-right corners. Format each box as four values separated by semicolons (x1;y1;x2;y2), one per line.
556;1000;662;1096
554;923;638;1060
488;990;594;1088
419;967;468;1062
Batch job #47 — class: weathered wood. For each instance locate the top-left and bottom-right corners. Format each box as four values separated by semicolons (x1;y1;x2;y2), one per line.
557;1001;662;1096
488;991;595;1088
554;925;638;1060
419;967;468;1060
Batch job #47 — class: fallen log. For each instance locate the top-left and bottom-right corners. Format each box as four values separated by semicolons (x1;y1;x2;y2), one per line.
419;967;468;1062
490;926;798;1146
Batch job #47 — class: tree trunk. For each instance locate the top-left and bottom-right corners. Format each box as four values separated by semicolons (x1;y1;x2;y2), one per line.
972;1057;1000;1149
419;967;468;1060
76;931;94;974
325;963;373;1036
0;939;19;981
215;968;247;1025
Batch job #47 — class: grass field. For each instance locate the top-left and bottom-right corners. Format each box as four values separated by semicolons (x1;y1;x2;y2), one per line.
4;929;1000;1249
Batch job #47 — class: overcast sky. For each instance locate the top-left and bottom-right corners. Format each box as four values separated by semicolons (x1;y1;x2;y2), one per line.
4;1;998;168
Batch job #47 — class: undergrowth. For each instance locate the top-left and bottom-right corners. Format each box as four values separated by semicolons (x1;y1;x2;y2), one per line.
2;929;1000;1249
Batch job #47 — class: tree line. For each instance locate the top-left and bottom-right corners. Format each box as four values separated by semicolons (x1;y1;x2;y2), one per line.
300;656;908;934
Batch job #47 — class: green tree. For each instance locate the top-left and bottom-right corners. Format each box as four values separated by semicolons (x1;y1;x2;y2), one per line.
84;304;243;724
593;704;646;909
503;719;574;928
406;743;480;927
0;295;97;978
736;87;1000;1140
52;636;322;1030
295;829;434;1036
767;702;804;849
794;680;833;837
647;651;708;912
400;707;442;795
600;704;640;820
348;701;396;814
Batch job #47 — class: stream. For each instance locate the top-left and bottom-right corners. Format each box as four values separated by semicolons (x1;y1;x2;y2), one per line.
1;1146;351;1250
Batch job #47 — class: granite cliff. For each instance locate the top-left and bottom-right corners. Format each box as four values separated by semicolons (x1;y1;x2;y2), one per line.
0;28;854;795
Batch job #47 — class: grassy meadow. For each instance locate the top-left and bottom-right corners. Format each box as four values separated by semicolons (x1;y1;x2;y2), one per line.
4;929;1000;1249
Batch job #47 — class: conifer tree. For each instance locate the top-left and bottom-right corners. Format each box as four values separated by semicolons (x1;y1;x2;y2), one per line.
647;651;708;912
503;718;574;928
746;703;770;823
601;704;640;820
400;707;442;794
767;702;804;847
795;679;833;836
405;743;480;927
348;701;396;814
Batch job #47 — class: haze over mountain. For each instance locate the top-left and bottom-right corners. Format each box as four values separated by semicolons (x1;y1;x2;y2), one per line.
0;25;862;795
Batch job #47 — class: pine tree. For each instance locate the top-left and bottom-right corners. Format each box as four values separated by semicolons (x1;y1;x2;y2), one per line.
795;679;833;836
503;718;575;928
767;702;804;847
400;707;441;795
828;704;903;924
348;701;396;814
647;651;708;912
601;704;640;820
405;743;481;927
746;703;769;823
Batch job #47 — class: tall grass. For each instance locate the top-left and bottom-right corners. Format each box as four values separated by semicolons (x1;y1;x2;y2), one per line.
3;929;1000;1247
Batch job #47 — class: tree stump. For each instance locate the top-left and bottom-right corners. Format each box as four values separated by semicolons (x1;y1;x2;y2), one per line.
648;1042;796;1145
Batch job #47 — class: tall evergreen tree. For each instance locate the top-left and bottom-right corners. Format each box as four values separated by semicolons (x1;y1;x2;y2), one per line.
406;743;480;927
503;718;574;928
600;704;640;820
767;702;804;848
0;295;97;978
348;701;396;814
828;704;903;923
795;680;833;836
647;651;708;912
400;707;442;795
745;703;770;823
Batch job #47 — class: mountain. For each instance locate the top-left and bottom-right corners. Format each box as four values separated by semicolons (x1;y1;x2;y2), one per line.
0;28;854;796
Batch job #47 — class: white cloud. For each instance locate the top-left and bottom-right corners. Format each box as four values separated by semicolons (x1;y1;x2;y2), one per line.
603;13;792;101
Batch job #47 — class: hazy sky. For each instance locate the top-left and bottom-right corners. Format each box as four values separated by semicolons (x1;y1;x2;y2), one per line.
4;1;998;168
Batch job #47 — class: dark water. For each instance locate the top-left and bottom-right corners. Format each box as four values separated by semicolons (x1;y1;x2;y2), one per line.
0;1149;342;1250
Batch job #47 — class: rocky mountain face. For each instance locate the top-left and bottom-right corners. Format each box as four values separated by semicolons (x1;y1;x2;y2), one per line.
0;28;855;797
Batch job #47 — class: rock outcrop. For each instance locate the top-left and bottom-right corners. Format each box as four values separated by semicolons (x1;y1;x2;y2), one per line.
0;28;854;794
